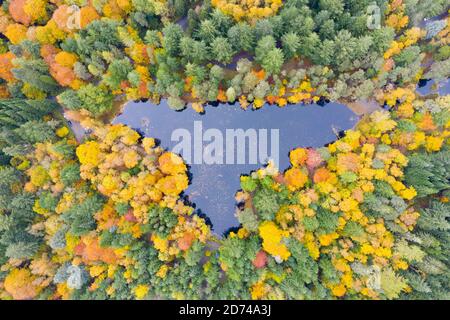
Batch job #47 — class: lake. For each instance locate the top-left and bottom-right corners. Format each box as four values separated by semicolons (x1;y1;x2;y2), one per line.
417;78;450;96
113;101;358;236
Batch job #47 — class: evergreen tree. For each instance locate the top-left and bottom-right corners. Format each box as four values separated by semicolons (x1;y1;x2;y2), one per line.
103;59;133;90
143;206;178;238
162;23;184;56
197;20;219;44
261;48;284;75
0;99;58;129
282;32;301;59
255;36;277;66
60;164;81;186
227;23;255;53
404;150;450;197
61;194;105;236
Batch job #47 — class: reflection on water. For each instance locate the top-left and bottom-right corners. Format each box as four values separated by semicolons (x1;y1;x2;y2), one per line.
114;101;358;236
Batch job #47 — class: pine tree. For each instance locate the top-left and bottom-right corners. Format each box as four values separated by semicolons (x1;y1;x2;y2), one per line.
316;207;340;234
103;59;133;90
253;188;280;221
162;23;184;56
61;194;105;236
4;242;40;259
255;36;276;66
11;58;60;95
0;99;58;129
342;221;366;241
0;167;21;210
380;267;408;299
237;208;259;232
143;206;178;238
405;150;450;197
211;37;235;65
282;32;300;59
402;148;450;299
227;22;255;53
73;20;121;57
418;200;450;232
60;164;81;186
14;120;57;144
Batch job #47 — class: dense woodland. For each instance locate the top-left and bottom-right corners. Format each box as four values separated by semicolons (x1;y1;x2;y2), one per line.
0;0;448;112
0;0;448;300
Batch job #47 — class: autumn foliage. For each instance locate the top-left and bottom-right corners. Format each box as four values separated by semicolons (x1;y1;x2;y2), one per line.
211;0;283;22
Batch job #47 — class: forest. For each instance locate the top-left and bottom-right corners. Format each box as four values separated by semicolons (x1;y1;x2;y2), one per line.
0;0;449;300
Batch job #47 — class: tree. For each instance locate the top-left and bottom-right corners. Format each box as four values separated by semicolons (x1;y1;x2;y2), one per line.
298;32;320;60
227;22;255;52
60;163;81;186
103;59;133;90
185;63;207;85
242;72;259;94
394;46;421;67
253;188;281;221
424;59;450;85
282;32;300;59
425;20;447;40
435;46;450;62
197;20;219;43
209;65;225;82
211;37;235;65
162;23;184;56
61;194;105;236
143;206;178;238
314;10;335;39
418;200;450;232
226;87;236;102
5;242;39;259
144;30;161;47
0;99;58;129
15;120;57;144
167;96;186;111
371;27;395;54
180;37;209;63
255;36;276;65
319;0;344;18
170;0;190;18
254;19;274;41
237;208;259;232
11;58;60;95
4;268;42;300
253;80;270;99
58;84;114;116
405;150;450;197
72;20;121;57
330;30;359;71
283;9;314;37
0;187;41;262
186;9;200;35
210;8;233;35
236;58;253;74
404;0;448;25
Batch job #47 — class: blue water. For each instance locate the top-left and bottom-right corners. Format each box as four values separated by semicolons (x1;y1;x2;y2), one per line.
417;78;450;96
114;101;358;235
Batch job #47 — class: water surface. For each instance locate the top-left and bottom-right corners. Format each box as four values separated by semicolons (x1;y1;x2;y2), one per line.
417;79;450;96
114;101;358;235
